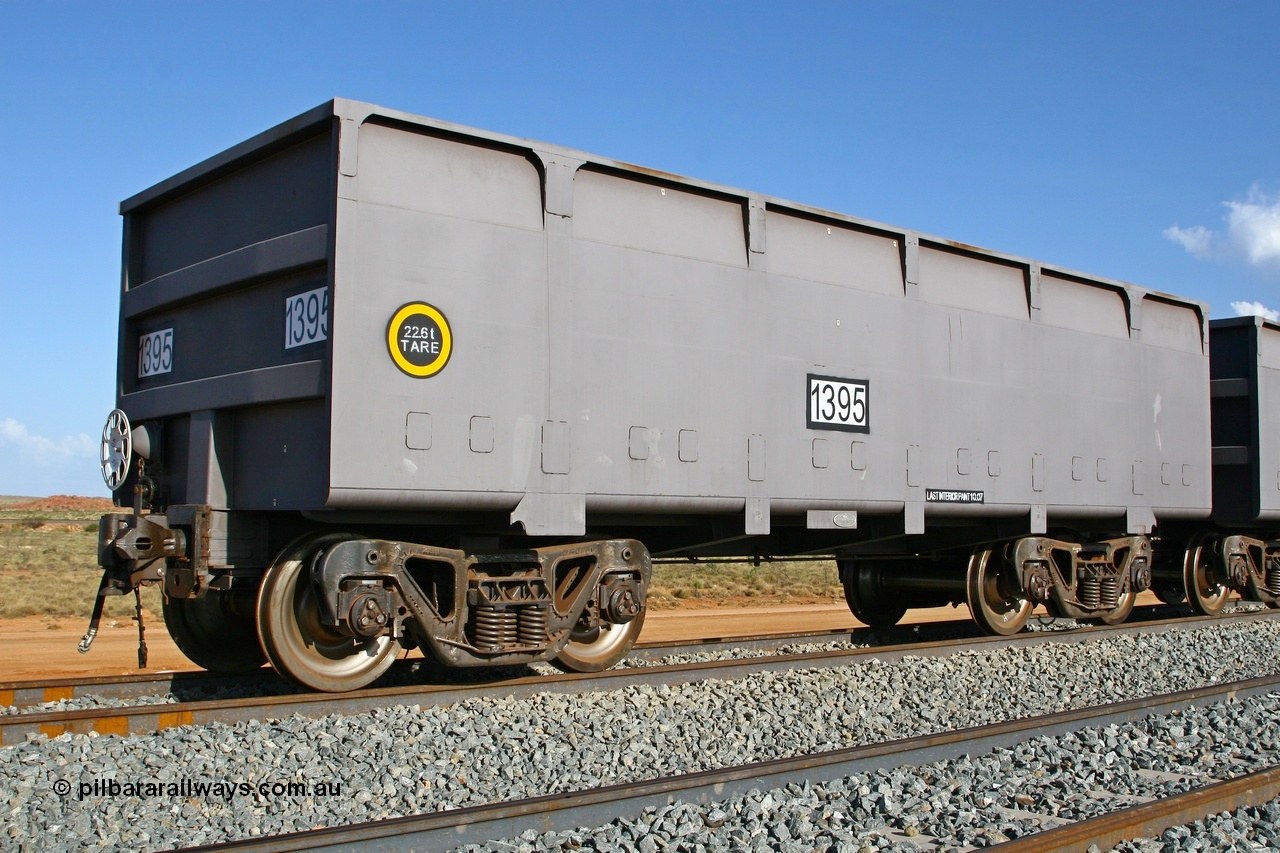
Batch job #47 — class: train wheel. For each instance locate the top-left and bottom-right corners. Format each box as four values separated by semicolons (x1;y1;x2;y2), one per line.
553;607;647;672
966;548;1031;636
256;533;401;692
1183;536;1230;616
838;560;908;629
162;589;266;673
1092;589;1136;625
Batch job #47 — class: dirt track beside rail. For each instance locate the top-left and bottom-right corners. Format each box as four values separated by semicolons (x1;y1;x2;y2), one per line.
0;614;190;681
0;594;1171;683
0;603;970;683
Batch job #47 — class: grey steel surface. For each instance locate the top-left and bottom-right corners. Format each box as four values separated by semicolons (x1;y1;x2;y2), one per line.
114;99;1213;545
1209;315;1280;523
172;674;1280;852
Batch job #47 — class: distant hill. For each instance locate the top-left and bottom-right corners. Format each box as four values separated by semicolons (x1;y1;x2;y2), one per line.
1;495;115;512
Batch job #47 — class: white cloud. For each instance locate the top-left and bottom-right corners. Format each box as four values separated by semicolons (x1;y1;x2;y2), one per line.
1231;300;1280;322
0;418;96;467
1163;224;1214;259
1225;188;1280;268
1165;186;1280;272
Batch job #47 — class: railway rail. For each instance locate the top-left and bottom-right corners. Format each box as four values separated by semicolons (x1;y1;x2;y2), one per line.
0;626;868;712
997;766;1280;851
4;609;1276;745
167;675;1280;852
0;599;1253;713
8;607;1280;851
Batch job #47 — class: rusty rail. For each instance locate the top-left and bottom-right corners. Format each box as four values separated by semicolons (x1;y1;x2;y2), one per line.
5;609;1278;745
994;765;1280;851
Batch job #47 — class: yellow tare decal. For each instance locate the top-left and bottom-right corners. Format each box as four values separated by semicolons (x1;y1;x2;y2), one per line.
387;302;453;377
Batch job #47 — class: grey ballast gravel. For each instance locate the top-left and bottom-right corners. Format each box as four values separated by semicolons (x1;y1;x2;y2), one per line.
3;618;1280;850
461;690;1280;852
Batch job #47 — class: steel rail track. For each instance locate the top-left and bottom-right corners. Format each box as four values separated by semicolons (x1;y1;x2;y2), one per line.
0;599;1237;712
0;599;1249;710
4;609;1276;746
172;675;1280;852
0;669;279;711
0;626;868;710
992;765;1280;851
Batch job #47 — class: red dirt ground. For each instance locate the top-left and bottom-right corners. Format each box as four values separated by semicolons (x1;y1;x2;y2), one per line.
5;495;115;513
0;594;1174;684
0;603;957;683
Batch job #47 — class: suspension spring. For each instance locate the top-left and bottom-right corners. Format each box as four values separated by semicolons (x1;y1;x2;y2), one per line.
1267;559;1280;595
471;605;518;651
516;606;548;647
1098;576;1120;610
1078;577;1101;609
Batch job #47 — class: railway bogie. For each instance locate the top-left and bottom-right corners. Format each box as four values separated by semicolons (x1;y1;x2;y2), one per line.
253;532;649;691
80;100;1280;688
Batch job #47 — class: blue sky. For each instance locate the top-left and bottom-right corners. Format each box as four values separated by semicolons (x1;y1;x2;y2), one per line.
2;1;1278;497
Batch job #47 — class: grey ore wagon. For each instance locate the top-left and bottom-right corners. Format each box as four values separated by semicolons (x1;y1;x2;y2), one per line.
87;99;1231;691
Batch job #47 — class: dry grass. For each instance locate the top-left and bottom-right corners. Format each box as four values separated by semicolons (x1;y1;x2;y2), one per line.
0;523;162;620
0;520;844;620
648;559;843;607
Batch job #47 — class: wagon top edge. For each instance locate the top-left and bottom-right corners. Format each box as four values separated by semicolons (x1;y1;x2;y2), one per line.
1209;315;1280;333
117;97;1207;317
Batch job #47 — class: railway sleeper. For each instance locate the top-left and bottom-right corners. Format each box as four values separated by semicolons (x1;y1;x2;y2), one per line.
1012;535;1152;621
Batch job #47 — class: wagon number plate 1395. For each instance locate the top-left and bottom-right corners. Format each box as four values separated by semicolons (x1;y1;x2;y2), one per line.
137;328;174;378
807;374;869;433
